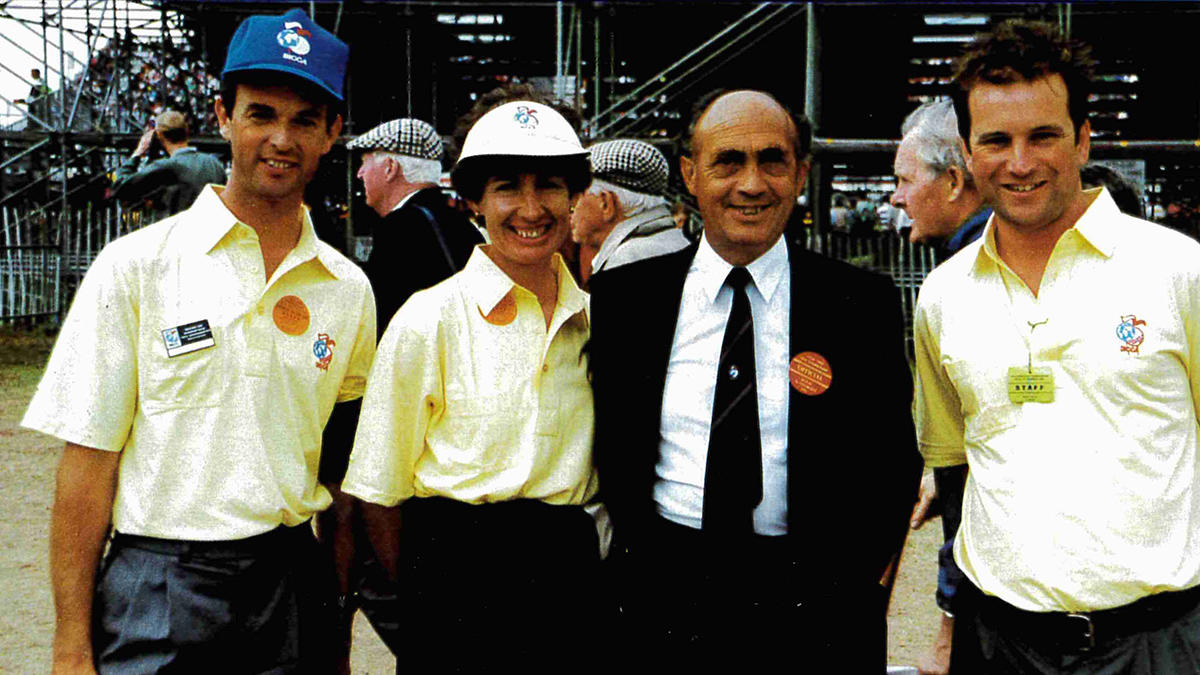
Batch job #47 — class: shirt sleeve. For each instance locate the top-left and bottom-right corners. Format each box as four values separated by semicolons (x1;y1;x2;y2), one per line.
341;300;442;506
1185;265;1200;428
21;243;138;452
336;284;377;402
913;291;968;468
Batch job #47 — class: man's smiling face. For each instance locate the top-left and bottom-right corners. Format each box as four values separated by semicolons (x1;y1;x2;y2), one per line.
964;74;1090;237
217;82;339;204
681;91;808;266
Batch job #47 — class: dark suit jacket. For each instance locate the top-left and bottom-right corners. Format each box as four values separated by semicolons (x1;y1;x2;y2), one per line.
364;187;484;336
589;238;921;656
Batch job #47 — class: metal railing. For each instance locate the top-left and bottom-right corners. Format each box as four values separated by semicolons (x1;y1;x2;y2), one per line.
1;203;145;324
801;229;942;361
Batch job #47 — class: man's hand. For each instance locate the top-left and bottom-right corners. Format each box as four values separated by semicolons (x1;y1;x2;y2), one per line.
918;612;954;675
132;128;155;159
910;471;939;530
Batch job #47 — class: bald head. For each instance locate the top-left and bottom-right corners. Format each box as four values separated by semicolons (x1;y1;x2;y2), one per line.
680;89;810;266
686;90;809;162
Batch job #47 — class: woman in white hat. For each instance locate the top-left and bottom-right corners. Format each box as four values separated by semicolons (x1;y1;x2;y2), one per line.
341;100;606;672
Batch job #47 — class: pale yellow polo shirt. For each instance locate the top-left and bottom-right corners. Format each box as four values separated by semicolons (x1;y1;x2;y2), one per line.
343;247;599;507
914;188;1200;612
23;186;376;540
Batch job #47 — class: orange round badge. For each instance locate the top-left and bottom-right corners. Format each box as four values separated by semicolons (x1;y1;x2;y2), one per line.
479;292;517;326
790;351;832;396
273;295;310;336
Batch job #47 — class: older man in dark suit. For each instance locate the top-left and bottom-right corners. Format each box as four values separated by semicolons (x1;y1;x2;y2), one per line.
589;89;921;670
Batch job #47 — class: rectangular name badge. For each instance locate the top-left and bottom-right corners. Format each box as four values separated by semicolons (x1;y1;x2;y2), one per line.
161;320;215;358
1008;366;1054;404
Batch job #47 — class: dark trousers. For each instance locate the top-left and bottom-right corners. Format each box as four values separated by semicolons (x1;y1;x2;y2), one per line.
951;578;1200;674
933;464;968;612
93;524;336;674
615;515;887;671
385;497;610;674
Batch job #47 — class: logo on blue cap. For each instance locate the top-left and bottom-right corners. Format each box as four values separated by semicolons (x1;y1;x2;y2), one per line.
277;21;312;61
222;8;348;102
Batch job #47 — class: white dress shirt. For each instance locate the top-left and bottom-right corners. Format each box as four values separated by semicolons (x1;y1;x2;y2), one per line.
655;233;790;535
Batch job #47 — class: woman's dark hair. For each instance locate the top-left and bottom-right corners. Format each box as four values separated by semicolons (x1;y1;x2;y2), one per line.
450;154;592;204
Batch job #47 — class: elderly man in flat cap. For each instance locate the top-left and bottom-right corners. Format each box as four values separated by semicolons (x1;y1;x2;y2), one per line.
571;138;690;281
349;118;484;334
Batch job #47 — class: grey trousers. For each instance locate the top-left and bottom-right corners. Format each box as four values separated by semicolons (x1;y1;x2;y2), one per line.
93;524;336;674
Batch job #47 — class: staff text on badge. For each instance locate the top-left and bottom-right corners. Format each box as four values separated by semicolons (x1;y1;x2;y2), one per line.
1007;366;1054;404
161;320;215;358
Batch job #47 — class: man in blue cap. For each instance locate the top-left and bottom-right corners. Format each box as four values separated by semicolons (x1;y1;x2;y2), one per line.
24;9;375;672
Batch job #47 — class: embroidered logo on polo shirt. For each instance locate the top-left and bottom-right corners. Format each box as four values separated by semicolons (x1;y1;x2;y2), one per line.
1116;314;1147;354
313;332;336;371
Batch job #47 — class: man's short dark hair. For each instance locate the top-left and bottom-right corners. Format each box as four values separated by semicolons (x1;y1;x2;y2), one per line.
219;71;343;129
159;125;188;144
680;88;812;162
951;20;1095;148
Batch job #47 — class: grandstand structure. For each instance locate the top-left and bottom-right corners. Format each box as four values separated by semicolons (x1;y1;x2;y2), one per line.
3;1;1200;328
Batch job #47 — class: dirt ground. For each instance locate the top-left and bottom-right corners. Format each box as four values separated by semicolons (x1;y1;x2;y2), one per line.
0;329;940;673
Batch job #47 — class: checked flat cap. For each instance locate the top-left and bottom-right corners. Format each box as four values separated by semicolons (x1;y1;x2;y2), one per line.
588;139;669;196
347;118;443;161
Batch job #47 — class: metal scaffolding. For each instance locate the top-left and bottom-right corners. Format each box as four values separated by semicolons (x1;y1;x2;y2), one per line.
2;1;1200;325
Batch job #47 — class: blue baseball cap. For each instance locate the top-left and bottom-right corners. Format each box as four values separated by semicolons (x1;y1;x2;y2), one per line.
222;8;348;102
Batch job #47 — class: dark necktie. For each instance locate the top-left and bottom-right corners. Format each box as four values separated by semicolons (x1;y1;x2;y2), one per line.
702;266;763;536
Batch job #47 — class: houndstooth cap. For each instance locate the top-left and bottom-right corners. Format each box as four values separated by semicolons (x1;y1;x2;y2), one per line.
347;118;443;160
587;139;669;196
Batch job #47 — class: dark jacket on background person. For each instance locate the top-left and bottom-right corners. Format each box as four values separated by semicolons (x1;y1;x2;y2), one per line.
364;187;483;334
111;147;225;222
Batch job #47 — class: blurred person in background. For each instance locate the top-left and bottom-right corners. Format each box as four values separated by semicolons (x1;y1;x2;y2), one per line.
571;138;689;283
894;98;991;675
891;99;989;260
1080;162;1145;219
110;109;225;222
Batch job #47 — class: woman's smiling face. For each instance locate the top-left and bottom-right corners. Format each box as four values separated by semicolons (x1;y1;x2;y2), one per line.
469;172;577;277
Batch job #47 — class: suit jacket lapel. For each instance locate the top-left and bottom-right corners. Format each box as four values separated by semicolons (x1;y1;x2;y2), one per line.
642;244;697;395
785;242;837;542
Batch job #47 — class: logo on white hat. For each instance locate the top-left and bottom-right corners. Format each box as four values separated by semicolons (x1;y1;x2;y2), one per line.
277;21;312;57
513;106;539;129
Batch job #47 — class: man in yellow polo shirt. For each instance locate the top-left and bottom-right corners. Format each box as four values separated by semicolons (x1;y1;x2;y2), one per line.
22;9;374;672
914;20;1200;673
